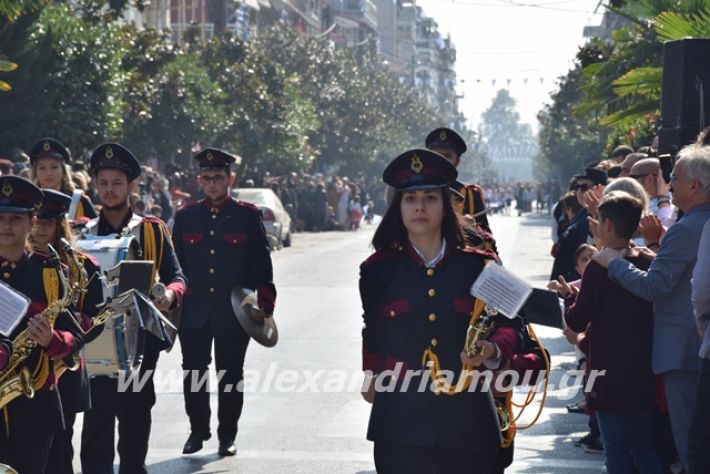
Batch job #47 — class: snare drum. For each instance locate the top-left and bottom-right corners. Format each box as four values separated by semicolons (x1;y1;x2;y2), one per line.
75;235;144;377
82;303;144;377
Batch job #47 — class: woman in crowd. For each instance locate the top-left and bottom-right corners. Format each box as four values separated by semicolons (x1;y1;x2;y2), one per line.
359;149;519;473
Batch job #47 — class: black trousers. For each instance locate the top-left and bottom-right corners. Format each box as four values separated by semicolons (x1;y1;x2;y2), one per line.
46;411;76;474
689;358;710;474
179;326;250;442
0;433;53;474
80;337;161;474
373;443;497;474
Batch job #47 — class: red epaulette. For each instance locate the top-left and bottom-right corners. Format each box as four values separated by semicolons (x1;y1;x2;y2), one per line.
361;248;400;268
178;200;200;212
462;245;498;260
235;200;260;213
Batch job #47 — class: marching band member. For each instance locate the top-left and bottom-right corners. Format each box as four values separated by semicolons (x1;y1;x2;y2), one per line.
425;128;491;232
30;189;104;474
359;150;519;474
79;143;186;474
171;148;276;456
0;176;83;473
29;138;97;221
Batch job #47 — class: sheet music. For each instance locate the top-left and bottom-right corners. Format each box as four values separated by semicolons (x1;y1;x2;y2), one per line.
470;263;533;319
0;279;31;336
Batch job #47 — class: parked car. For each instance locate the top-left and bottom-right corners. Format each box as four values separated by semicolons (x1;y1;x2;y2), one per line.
231;188;292;249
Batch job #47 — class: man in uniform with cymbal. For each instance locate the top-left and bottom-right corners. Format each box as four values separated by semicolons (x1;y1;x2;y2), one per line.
172;147;276;457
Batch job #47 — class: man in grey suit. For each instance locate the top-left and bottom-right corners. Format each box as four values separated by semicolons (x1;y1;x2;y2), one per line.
594;140;710;472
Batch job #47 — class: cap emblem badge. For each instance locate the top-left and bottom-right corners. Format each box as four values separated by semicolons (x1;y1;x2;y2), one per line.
105;146;114;159
42;141;51;151
1;181;13;197
410;155;423;174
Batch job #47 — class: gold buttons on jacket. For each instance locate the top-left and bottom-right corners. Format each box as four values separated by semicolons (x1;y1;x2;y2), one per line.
428;313;436;322
209;230;215;236
426;268;435;277
388;310;396;317
431;338;438;347
2;272;9;279
427;288;436;298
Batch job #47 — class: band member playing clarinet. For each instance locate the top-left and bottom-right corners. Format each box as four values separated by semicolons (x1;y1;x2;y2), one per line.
359;150;519;473
171;148;276;457
0;176;83;473
30;189;104;474
79;144;186;474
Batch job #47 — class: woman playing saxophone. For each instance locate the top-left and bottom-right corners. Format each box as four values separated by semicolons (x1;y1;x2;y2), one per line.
31;189;104;474
0;176;83;474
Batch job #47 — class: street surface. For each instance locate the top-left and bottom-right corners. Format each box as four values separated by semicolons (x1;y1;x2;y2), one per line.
73;211;603;473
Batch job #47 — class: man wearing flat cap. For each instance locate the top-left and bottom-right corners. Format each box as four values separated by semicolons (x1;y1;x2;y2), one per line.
171;147;276;457
79;143;186;474
425;127;491;233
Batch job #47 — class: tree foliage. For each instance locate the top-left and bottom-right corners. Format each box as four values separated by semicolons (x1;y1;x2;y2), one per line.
0;6;448;176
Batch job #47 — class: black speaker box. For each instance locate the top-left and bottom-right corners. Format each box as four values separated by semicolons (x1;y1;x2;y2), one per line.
659;38;710;155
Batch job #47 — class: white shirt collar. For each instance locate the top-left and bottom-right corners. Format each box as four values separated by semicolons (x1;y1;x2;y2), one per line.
411;238;447;268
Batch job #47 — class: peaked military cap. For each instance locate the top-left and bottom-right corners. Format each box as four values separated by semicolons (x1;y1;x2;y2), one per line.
425;127;467;157
29;137;71;165
574;167;607;186
0;176;44;213
90;143;141;181
38;189;72;219
194;147;236;170
383;149;458;191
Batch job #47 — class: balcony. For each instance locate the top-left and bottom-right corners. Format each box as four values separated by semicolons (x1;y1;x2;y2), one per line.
328;0;377;31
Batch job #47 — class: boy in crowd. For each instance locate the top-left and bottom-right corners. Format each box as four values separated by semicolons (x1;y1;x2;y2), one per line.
562;191;664;474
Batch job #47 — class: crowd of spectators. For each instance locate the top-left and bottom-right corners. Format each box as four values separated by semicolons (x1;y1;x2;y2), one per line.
548;135;710;474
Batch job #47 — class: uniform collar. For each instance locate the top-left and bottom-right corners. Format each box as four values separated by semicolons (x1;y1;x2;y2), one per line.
201;195;233;212
407;238;448;268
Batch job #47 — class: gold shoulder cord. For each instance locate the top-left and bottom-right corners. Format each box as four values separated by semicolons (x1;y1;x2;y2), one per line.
499;323;551;448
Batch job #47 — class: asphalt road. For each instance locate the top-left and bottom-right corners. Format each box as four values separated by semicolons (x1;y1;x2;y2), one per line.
71;211;604;473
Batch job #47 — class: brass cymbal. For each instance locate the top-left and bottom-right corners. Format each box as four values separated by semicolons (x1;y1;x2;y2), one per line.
230;287;278;347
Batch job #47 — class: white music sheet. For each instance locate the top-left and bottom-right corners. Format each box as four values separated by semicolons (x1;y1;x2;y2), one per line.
470;263;532;319
0;279;30;336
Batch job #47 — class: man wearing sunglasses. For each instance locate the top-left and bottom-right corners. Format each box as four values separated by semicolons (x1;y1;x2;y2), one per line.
629;158;676;227
171;148;276;458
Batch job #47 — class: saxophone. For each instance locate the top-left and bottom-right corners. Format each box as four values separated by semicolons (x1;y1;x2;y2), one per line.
0;245;73;409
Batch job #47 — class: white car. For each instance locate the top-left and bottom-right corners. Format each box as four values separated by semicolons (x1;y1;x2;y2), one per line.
231;188;292;249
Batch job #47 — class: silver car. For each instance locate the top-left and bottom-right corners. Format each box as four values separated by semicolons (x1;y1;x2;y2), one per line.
231;188;292;249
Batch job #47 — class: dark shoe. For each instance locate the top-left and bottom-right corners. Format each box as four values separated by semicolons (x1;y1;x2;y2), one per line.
581;436;603;454
182;432;211;454
218;440;237;456
573;432;596;447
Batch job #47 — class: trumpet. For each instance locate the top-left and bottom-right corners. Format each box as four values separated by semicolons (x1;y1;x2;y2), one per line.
0;245;73;409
